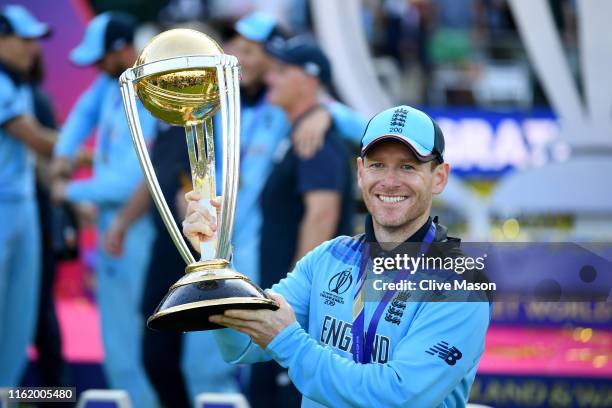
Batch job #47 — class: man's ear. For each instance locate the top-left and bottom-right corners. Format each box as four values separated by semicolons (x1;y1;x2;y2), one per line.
356;157;364;190
431;162;450;195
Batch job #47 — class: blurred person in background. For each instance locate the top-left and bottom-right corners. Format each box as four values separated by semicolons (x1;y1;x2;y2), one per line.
28;49;73;393
430;0;478;47
378;0;434;103
50;12;158;407
223;16;364;406
220;11;365;288
0;4;55;388
260;36;354;310
249;37;354;407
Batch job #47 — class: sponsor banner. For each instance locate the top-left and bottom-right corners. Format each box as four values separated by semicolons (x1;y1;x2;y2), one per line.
423;108;562;178
470;374;612;408
492;301;612;328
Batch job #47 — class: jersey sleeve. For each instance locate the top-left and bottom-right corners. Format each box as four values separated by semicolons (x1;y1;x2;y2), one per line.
265;300;492;408
64;108;156;204
0;75;27;126
54;75;108;158
213;239;335;365
297;137;347;194
325;101;367;145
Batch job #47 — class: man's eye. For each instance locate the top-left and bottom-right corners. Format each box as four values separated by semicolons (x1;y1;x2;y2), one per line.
401;164;415;171
370;162;384;168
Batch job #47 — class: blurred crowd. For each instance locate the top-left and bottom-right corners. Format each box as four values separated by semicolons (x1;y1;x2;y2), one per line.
132;0;579;107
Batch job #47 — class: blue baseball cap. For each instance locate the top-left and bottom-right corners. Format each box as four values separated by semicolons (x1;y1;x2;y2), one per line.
235;11;283;43
265;36;332;86
70;12;135;67
0;5;50;39
361;105;445;163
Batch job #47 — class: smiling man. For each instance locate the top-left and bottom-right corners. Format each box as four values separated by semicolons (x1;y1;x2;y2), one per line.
183;105;492;408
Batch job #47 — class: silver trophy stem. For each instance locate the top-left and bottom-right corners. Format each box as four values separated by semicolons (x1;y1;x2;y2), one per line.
119;77;196;265
185;123;217;260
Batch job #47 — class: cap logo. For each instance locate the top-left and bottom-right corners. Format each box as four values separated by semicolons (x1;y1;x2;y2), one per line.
269;36;286;49
389;107;408;134
304;61;320;77
111;38;127;51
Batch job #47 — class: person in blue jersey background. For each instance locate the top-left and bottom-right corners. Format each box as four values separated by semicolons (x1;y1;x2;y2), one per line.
183;105;492;408
0;4;55;388
216;11;366;287
49;12;158;408
251;37;355;408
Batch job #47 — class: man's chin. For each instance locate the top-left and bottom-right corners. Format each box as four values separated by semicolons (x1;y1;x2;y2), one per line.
371;214;407;230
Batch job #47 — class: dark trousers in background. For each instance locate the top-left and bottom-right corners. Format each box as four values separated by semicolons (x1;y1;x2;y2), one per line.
141;234;191;408
35;182;73;407
35;182;66;386
249;361;301;408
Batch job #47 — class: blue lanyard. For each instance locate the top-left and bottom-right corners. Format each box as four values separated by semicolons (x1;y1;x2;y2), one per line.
351;222;437;364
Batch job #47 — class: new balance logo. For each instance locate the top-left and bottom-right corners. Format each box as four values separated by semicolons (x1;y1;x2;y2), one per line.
426;341;462;366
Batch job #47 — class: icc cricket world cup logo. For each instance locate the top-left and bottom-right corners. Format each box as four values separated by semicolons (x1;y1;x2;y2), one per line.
329;269;353;295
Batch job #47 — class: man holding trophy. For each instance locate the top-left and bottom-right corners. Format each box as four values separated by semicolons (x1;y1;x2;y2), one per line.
183;104;492;407
119;12;489;407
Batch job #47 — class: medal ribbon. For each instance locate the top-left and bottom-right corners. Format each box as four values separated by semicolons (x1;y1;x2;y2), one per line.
351;222;436;363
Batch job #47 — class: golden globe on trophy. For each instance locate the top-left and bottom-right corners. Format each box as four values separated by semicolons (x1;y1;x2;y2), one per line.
119;29;277;332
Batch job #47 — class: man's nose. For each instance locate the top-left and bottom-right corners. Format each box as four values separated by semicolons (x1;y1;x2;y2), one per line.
379;170;402;189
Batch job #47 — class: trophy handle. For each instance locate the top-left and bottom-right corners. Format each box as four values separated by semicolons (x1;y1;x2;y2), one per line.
215;60;240;261
119;76;196;265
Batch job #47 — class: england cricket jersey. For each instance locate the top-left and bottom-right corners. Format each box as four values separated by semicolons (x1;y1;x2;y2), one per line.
214;217;492;407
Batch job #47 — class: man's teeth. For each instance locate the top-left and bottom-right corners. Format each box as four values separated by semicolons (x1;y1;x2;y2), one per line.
378;195;407;203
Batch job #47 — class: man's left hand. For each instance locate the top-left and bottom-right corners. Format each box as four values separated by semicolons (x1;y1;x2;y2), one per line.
51;180;68;203
292;107;331;160
209;292;296;349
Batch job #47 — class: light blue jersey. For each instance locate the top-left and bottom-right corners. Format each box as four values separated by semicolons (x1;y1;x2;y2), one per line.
54;73;156;204
216;92;366;284
0;67;35;199
0;66;41;387
215;227;492;408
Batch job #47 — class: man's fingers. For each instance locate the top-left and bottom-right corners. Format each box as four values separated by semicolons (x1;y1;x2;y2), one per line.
186;202;216;223
185;207;214;224
185;190;201;203
266;291;286;306
183;221;215;238
183;210;218;234
209;314;256;329
223;308;267;321
211;196;222;209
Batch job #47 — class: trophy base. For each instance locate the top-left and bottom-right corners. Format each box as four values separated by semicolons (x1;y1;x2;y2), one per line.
147;259;278;332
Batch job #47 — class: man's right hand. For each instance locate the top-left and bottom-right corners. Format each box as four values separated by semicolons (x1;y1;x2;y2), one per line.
50;156;73;180
182;191;220;253
104;215;128;257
